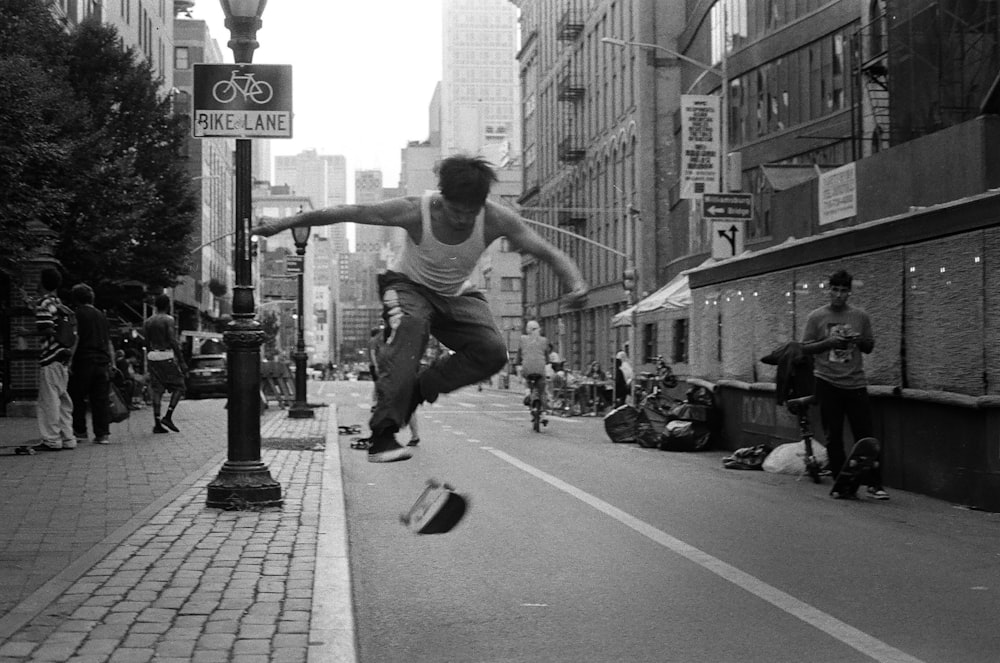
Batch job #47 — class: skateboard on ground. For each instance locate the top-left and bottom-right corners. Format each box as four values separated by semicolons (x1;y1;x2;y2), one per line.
830;437;880;499
0;443;35;456
401;479;468;534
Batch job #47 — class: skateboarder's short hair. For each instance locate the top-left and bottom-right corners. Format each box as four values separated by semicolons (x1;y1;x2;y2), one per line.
829;269;852;289
435;154;498;207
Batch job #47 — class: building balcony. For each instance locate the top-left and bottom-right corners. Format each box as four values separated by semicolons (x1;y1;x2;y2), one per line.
556;8;584;41
558;138;586;163
557;76;585;101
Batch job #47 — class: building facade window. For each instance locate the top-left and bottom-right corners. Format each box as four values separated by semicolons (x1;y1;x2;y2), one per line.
174;46;189;70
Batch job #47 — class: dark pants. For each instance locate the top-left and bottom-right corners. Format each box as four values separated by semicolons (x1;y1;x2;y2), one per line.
814;378;882;486
370;272;507;437
69;361;111;439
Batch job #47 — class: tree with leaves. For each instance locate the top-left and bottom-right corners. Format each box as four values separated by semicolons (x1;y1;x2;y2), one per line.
0;1;197;299
0;0;78;286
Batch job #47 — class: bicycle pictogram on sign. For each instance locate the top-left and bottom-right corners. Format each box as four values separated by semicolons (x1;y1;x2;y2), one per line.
212;69;274;105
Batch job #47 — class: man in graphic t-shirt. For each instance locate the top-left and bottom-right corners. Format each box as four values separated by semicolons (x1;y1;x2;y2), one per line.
802;269;888;500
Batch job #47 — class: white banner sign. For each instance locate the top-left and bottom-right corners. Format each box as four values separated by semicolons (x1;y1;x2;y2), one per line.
818;162;857;225
680;95;721;199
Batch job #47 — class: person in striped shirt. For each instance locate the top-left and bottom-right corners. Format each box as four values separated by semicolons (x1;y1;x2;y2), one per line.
34;267;76;451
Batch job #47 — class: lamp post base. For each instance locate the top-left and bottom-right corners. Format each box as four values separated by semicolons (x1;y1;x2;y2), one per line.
206;460;283;509
288;405;315;419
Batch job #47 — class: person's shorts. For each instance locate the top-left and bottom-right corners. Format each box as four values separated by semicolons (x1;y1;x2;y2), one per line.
148;359;185;392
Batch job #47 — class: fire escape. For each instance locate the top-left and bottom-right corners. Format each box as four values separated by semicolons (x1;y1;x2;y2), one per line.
854;0;1000;155
853;2;891;154
556;1;585;163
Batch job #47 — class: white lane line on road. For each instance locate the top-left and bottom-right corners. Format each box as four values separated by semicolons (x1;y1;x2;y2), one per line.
486;449;926;663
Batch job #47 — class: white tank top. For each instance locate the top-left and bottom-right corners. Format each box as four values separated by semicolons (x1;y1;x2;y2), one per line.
392;191;486;295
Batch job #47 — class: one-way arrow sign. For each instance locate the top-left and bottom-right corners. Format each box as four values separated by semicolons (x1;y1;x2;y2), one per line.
711;221;745;259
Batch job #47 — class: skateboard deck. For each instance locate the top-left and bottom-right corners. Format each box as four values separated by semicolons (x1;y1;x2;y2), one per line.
830;437;880;499
401;479;468;534
0;444;35;456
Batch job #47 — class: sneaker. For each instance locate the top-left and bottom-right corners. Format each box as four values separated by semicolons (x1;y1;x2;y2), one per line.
367;434;413;463
868;487;890;500
160;416;179;433
93;437;110;445
407;438;420;447
153;423;169;434
32;442;62;452
61;440;77;449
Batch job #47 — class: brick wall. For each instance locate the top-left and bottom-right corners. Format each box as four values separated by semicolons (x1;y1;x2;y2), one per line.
691;230;996;396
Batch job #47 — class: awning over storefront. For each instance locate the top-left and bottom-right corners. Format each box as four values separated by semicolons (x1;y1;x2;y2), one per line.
609;270;694;328
611;305;634;328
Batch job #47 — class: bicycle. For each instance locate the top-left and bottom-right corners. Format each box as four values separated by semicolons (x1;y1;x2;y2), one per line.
525;373;548;432
786;395;822;482
212;69;274;104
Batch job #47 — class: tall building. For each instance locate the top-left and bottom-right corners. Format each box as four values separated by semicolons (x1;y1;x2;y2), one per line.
441;0;522;157
274;150;349;253
353;170;389;253
171;15;235;333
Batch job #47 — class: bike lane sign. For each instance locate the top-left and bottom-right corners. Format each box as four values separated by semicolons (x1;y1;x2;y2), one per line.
192;64;292;139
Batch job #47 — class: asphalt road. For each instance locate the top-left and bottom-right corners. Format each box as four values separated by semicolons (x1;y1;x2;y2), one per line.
329;381;1000;663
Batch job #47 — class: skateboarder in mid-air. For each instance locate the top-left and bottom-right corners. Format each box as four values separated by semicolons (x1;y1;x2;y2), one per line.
255;155;588;463
801;269;889;500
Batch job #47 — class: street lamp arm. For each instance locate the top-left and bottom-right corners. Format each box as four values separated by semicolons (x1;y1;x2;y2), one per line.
519;217;629;259
601;37;723;77
189;230;237;254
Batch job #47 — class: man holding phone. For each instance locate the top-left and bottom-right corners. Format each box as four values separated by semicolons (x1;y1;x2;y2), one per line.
802;269;888;499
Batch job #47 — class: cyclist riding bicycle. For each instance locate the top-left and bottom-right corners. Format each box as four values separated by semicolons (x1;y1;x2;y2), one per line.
517;320;549;412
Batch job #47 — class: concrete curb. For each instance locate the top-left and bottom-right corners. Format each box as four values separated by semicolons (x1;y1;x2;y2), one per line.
308;405;358;663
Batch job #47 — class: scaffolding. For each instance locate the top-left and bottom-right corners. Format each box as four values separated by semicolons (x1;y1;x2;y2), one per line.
853;0;1000;156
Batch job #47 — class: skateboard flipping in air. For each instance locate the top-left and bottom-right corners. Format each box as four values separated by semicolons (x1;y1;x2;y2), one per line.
401;479;469;534
830;437;881;499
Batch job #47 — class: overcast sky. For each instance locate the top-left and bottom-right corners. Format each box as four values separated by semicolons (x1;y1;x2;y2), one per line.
189;0;444;187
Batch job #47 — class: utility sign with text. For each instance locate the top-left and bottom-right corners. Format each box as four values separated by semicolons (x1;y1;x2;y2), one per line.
702;193;753;221
192;64;293;139
680;94;721;199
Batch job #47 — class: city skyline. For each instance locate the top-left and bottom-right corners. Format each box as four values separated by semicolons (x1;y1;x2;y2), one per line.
187;0;445;190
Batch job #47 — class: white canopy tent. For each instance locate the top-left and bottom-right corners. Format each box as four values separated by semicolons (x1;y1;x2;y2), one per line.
610;271;693;328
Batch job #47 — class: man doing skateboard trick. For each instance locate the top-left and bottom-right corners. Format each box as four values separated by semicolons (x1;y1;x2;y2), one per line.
255;155;588;462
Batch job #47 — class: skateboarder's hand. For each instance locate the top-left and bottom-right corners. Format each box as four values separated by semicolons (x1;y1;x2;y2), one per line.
561;284;589;310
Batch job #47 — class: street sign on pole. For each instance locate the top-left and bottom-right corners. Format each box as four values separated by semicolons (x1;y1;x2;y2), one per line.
285;255;304;274
192;64;293;139
702;193;753;221
711;221;745;259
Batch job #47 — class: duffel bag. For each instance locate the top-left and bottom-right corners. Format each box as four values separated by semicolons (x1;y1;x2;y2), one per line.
658;419;712;451
604;404;639;443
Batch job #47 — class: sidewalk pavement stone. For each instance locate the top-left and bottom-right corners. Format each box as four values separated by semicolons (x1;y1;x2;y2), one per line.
0;396;356;663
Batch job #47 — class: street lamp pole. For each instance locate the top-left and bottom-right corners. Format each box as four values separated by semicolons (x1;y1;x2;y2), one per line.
206;0;281;509
288;225;314;418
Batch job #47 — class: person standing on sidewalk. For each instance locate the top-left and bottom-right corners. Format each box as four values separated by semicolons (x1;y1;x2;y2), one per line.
255;154;588;462
34;267;76;451
142;294;187;434
801;269;888;500
68;283;115;444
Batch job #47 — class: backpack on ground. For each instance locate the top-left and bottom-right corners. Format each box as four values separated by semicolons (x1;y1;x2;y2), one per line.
53;302;78;350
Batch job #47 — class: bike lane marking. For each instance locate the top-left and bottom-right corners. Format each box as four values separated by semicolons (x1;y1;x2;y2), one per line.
486;448;926;663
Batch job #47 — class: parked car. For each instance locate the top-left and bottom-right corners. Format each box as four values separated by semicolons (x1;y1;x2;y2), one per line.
186;354;227;399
